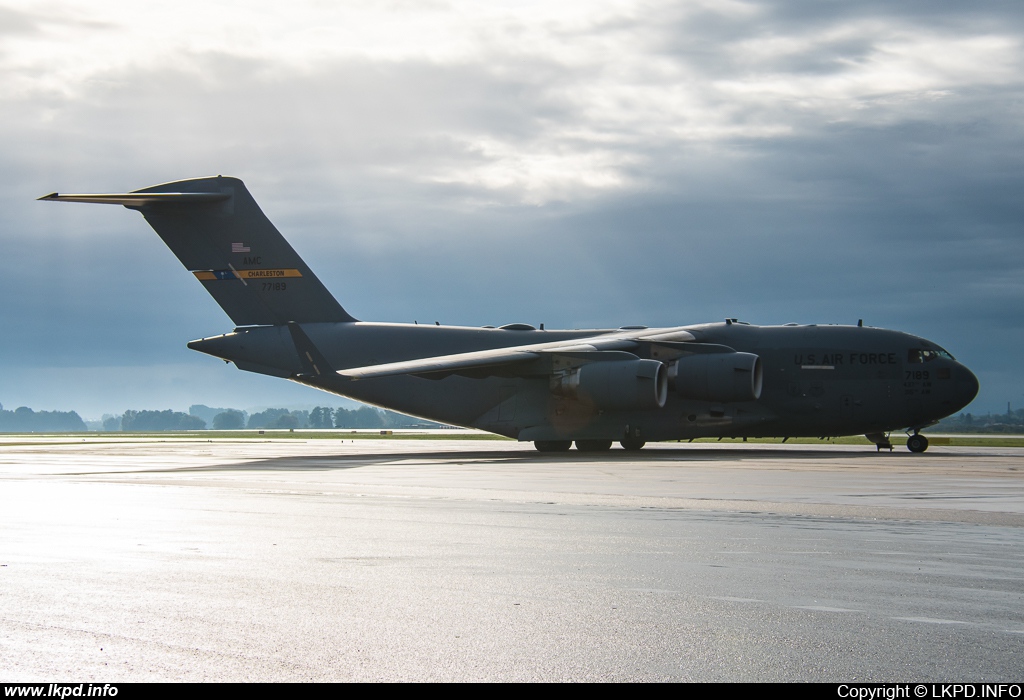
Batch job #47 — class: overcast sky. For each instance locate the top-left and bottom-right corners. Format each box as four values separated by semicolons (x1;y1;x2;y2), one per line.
2;0;1022;418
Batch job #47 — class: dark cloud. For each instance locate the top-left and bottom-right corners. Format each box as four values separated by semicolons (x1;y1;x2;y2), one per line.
754;0;1024;33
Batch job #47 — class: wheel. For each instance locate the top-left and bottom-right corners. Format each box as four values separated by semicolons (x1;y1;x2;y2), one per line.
906;434;929;453
535;440;572;452
620;438;646;451
575;439;613;452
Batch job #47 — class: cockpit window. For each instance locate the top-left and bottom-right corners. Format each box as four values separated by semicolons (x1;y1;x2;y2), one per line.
907;348;955;363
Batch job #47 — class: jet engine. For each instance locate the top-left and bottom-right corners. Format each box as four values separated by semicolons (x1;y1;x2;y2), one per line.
669;352;762;402
551;359;668;410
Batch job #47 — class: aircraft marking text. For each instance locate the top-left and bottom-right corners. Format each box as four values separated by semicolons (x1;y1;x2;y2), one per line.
193;268;302;281
795;352;899;366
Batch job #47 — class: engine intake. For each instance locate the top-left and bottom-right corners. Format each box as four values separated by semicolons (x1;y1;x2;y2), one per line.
551;359;668;410
670;352;762;402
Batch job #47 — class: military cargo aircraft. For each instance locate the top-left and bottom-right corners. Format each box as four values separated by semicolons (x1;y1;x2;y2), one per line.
41;176;978;452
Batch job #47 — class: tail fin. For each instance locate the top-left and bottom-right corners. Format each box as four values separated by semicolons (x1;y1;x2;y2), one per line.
40;176;356;326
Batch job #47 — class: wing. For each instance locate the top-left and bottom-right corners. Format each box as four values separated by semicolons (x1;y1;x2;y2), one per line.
332;328;734;380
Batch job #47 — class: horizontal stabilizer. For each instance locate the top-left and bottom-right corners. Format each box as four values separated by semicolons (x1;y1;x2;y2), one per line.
38;192;230;207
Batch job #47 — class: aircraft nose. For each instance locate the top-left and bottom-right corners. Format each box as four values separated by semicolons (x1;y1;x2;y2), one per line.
954;364;980;411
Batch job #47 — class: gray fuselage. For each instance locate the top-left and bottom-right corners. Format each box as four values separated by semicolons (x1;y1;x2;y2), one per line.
189;320;979;442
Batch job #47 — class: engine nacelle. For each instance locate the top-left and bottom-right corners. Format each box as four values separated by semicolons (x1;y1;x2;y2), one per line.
669;352;762;402
551;359;668;410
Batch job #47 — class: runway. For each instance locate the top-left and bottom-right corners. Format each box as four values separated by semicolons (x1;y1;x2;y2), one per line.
2;437;1022;681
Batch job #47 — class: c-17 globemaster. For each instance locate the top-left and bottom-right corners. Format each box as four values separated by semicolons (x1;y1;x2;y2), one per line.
41;176;978;452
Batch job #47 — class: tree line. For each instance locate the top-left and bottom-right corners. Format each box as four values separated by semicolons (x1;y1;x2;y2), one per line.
94;405;439;431
0;400;440;433
0;404;87;432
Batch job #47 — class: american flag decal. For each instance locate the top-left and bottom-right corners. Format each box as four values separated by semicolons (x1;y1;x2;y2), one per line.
231;242;251;253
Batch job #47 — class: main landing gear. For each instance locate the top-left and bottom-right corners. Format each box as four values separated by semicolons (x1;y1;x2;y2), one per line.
534;440;572;452
533;439;645;452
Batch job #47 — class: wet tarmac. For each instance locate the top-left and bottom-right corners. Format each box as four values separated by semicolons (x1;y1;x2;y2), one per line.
1;437;1022;681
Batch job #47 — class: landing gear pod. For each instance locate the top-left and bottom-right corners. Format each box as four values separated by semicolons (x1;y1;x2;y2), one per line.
552;359;668;411
670;352;763;403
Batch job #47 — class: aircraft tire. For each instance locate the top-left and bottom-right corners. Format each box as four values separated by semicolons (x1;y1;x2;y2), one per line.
620;439;646;451
535;440;572;452
906;434;929;453
575;439;613;452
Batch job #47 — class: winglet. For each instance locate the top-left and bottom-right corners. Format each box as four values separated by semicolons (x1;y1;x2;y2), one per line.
287;322;337;380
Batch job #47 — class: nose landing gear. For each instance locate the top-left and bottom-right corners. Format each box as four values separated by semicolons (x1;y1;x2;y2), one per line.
868;431;929;452
906;432;929;453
